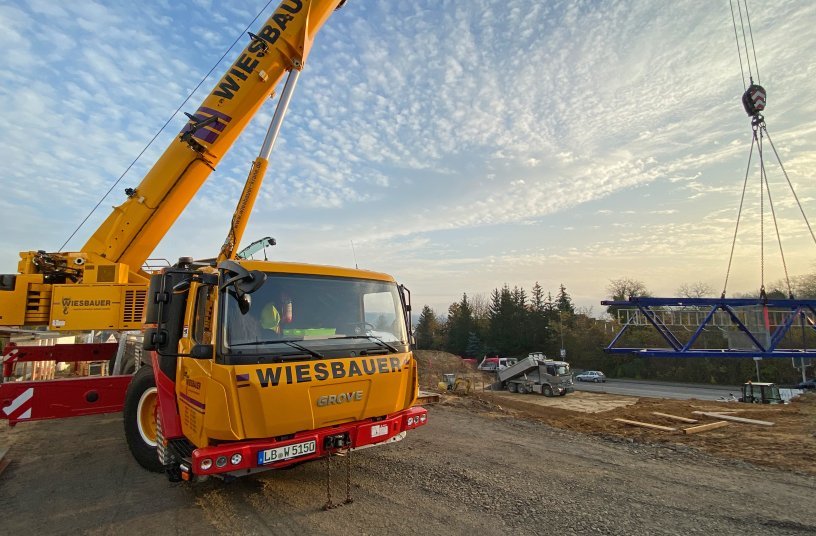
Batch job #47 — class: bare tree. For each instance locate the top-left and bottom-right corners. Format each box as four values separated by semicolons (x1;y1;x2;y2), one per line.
606;278;650;301
468;293;490;320
676;281;714;299
606;278;650;318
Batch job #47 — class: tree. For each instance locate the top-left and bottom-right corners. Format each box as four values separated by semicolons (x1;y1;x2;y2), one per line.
445;294;474;356
465;332;483;358
528;282;551;351
414;305;440;350
556;283;574;315
676;281;714;299
606;278;650;317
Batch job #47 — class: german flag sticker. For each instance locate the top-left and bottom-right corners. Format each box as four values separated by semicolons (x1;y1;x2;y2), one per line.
236;373;251;388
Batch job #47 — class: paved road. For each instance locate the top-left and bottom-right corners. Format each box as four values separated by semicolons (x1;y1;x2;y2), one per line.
573;378;741;400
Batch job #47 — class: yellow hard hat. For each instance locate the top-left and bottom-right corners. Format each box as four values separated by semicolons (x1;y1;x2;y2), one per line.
260;303;281;330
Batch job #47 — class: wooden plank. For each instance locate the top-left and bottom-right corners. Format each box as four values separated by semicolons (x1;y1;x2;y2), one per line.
0;447;9;477
614;418;676;432
651;412;698;423
692;411;774;426
683;421;729;435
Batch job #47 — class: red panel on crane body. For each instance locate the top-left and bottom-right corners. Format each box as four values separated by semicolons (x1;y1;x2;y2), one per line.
2;342;118;364
0;376;132;425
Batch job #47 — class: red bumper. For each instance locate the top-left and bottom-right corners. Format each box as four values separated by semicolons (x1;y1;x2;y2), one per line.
187;406;428;477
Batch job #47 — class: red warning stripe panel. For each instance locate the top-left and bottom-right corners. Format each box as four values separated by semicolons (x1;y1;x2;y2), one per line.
2;342;118;364
0;376;132;425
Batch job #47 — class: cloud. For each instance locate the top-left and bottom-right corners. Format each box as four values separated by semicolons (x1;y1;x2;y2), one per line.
1;0;815;317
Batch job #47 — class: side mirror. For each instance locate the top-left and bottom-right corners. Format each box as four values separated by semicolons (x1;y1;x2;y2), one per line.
190;344;213;359
238;293;251;315
219;260;267;295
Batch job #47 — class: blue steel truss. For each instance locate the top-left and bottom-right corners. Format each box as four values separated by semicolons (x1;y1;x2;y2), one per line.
601;297;816;358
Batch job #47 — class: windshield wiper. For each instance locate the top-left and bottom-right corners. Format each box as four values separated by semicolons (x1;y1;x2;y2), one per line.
329;335;400;353
229;339;324;359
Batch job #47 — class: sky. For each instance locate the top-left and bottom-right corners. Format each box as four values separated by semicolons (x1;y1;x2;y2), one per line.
1;0;815;318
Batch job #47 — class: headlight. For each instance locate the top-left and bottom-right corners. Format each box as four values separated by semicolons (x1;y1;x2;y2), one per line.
231;453;243;465
200;458;213;471
215;456;228;468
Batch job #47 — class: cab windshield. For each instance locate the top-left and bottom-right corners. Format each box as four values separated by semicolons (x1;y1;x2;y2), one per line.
220;272;408;362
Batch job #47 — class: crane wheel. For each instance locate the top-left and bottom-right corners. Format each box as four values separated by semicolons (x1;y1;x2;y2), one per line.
123;366;163;472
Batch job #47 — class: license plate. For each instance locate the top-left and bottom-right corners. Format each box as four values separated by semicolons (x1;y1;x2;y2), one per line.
257;440;317;465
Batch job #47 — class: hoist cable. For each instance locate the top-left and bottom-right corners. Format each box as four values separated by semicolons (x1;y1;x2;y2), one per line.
735;0;754;83
722;135;756;297
758;128;765;291
742;0;761;84
760;136;793;297
728;0;747;89
58;0;276;252
764;129;816;248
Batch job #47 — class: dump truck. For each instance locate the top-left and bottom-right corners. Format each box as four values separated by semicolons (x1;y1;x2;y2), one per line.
497;354;574;396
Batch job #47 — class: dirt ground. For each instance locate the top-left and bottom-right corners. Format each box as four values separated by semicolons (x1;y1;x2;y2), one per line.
417;350;816;476
0;350;814;534
2;405;815;535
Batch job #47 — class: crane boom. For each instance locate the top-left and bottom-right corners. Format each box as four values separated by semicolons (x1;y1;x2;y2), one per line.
84;0;340;272
0;0;343;330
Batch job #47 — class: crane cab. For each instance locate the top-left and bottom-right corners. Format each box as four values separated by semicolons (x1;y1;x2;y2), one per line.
126;257;425;480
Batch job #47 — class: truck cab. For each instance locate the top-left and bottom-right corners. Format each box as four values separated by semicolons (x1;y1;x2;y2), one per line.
478;357;517;372
739;382;783;404
126;258;426;480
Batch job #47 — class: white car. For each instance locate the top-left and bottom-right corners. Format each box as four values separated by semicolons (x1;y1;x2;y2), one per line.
575;370;606;383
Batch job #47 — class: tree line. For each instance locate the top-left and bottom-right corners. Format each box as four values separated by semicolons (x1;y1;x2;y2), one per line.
413;276;815;385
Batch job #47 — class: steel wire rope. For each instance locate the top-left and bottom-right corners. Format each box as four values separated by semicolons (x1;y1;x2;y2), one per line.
764;129;816;248
58;0;277;252
729;0;748;89
759;127;765;293
722;136;755;297
742;0;761;84
735;0;755;83
758;126;793;296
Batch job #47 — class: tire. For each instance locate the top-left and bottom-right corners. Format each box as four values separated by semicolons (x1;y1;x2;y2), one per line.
543;386;553;397
517;385;527;395
123;366;163;472
559;391;567;396
508;383;518;393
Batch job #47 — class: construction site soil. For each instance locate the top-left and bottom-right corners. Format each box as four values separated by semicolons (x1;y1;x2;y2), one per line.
0;350;813;535
417;350;816;477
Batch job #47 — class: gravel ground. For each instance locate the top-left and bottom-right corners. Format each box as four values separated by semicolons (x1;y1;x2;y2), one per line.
0;405;814;535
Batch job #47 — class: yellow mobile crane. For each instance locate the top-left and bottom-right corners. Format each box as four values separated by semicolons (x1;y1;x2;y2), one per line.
0;0;427;486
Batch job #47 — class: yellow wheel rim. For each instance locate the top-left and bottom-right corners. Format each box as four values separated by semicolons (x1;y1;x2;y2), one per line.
136;387;158;447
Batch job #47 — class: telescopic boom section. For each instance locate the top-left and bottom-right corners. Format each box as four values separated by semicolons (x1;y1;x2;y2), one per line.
82;0;342;274
218;67;302;263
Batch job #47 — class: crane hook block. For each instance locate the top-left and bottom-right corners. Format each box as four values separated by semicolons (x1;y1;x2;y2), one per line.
742;84;766;117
